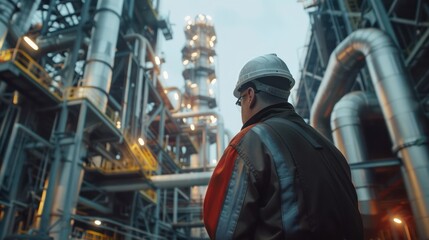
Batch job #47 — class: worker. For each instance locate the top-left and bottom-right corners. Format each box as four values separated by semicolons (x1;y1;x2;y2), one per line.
203;54;363;239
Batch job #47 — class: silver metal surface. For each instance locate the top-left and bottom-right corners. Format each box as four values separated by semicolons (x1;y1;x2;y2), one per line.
331;91;380;216
81;0;124;112
0;0;17;48
310;28;429;238
100;171;213;192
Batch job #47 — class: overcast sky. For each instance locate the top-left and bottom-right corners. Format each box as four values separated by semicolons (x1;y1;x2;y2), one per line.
159;0;310;135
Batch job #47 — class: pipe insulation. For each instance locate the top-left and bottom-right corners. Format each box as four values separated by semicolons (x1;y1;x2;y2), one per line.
0;0;18;48
331;92;381;216
100;171;213;192
81;0;124;112
310;28;429;238
9;0;40;38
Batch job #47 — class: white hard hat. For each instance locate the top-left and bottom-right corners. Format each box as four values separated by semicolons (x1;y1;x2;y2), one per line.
233;54;295;98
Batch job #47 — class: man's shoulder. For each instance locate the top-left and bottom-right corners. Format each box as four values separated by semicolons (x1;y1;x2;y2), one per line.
230;123;259;146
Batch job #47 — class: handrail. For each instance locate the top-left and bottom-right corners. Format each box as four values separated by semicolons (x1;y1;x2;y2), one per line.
64;87;119;125
0;48;62;100
85;132;158;179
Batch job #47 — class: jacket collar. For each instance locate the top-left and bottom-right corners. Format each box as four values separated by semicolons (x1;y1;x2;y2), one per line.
241;102;296;130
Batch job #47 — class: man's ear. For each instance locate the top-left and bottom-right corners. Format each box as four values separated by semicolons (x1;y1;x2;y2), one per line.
249;88;257;108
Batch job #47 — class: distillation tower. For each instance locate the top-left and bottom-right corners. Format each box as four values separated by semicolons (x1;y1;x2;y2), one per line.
179;14;221;238
0;0;224;239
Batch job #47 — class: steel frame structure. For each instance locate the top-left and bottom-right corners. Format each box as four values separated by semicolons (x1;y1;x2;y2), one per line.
0;0;216;239
295;0;429;239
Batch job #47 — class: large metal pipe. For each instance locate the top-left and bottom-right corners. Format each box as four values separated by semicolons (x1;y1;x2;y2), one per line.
0;0;17;49
123;34;162;137
9;0;40;38
36;33;90;54
331;91;381;216
124;34;148;120
310;28;429;238
78;197;112;214
81;0;124;112
100;171;213;192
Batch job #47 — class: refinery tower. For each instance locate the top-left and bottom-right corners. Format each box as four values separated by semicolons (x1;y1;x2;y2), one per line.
0;1;224;239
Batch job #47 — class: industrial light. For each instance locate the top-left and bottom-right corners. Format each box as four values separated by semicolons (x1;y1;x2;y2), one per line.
94;220;102;226
115;154;121;160
393;218;402;224
187;104;192;109
191;52;198;58
163;71;168;79
209;56;214;63
174;93;179;100
23;36;39;51
192;35;198;40
209;41;214;47
164;90;168;94
138;137;145;146
211;78;217;84
209;89;214;96
186;25;191;30
12;91;19;105
189;40;194;46
155;56;161;65
190;83;197;88
116;121;121;129
183;59;189;65
211;35;217;41
210;115;217;123
190;124;195;131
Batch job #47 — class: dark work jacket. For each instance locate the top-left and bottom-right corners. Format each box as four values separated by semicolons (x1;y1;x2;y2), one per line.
203;103;363;240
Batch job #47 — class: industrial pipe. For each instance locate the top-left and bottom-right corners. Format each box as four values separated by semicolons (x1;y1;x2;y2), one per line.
9;0;40;39
310;28;429;238
123;34;161;136
0;0;18;48
100;171;213;192
81;0;124;112
78;197;112;214
36;33;90;54
124;34;147;120
331;91;381;216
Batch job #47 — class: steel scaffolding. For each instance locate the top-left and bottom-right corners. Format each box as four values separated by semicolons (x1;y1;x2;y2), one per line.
0;1;219;239
296;0;429;239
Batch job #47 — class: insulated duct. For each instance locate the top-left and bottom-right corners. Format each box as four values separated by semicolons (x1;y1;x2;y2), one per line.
0;0;17;48
331;92;380;216
100;171;213;192
81;0;124;112
310;28;429;238
123;34;161;130
9;0;40;38
37;33;90;54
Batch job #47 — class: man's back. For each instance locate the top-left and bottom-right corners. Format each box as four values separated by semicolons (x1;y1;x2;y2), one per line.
250;113;364;239
204;53;363;239
204;103;363;239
